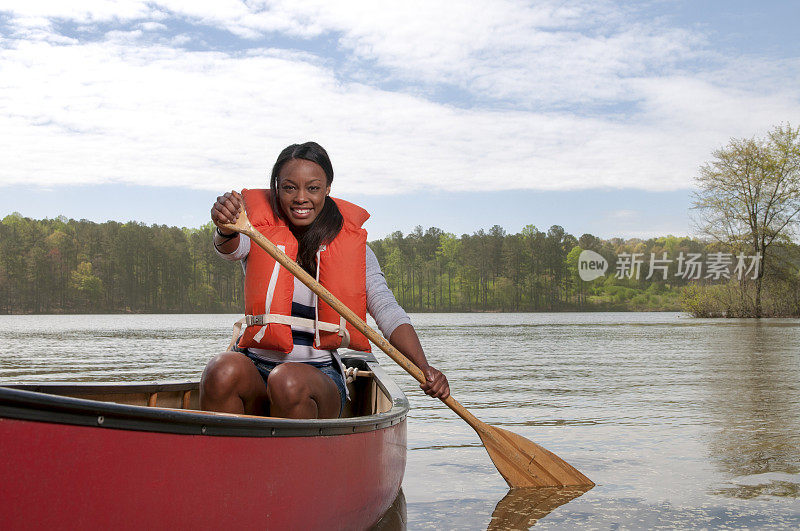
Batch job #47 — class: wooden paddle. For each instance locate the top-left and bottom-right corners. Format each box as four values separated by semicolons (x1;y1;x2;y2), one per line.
219;209;594;488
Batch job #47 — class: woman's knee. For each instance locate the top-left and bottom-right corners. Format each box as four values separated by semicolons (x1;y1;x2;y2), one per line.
266;364;314;407
201;351;252;399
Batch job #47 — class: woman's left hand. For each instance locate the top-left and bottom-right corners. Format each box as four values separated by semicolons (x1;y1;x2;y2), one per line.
420;365;450;400
387;323;450;400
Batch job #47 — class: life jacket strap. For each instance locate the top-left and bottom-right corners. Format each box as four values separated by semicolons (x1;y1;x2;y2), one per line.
314;246;324;347
245;313;347;338
338;315;350;349
263;244;285;315
227;317;246;351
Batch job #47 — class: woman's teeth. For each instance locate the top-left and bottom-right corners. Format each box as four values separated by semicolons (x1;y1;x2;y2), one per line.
294;208;310;215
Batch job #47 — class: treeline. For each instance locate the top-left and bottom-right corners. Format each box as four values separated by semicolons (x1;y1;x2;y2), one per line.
369;225;799;315
0;214;242;314
1;214;798;315
371;225;688;312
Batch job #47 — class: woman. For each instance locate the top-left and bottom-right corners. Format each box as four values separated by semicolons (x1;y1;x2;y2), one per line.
202;141;449;419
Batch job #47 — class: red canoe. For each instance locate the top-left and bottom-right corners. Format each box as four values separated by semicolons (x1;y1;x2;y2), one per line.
0;352;408;530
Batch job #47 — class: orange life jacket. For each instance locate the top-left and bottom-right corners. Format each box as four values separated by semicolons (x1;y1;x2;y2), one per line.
238;188;371;353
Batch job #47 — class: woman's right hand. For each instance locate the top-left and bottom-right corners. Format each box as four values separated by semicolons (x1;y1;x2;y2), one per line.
211;190;243;228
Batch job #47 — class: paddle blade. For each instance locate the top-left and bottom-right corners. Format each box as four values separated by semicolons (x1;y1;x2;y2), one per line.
478;425;594;488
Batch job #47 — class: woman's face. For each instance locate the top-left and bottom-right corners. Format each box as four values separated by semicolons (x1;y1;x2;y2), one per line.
276;158;331;230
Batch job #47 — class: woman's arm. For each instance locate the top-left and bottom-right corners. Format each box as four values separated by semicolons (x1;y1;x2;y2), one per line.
366;246;450;399
389;323;450;399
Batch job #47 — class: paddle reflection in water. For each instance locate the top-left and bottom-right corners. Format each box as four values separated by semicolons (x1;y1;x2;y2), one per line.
487;486;593;530
372;486;591;530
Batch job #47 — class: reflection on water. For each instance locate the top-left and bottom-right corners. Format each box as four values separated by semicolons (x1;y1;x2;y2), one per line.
703;322;800;501
488;486;592;530
2;312;799;529
372;489;407;530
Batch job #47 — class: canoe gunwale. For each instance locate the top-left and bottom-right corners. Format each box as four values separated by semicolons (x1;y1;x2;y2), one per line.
0;352;409;438
3;380;201;395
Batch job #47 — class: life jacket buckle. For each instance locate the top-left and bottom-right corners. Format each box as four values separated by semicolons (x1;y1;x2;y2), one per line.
246;314;265;327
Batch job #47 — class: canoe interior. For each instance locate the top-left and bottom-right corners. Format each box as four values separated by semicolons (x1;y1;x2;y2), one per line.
4;355;393;419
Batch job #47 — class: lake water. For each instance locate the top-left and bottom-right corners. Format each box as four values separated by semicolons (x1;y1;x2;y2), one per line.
1;312;799;529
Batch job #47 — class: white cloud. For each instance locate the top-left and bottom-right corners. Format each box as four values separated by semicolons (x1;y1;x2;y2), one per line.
0;1;705;107
2;0;152;23
282;2;704;107
139;22;167;32
1;2;799;197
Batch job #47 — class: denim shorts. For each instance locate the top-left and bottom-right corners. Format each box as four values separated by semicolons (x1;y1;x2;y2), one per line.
241;350;347;416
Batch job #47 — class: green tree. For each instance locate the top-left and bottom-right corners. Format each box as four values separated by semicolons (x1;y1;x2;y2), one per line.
566;245;584;308
438;233;461;310
70;261;104;310
693;123;800;316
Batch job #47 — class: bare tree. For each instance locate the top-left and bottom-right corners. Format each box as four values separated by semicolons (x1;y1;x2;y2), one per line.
693;123;800;316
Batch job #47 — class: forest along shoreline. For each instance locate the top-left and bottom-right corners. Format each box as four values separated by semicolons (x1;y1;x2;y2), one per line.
2;216;798;317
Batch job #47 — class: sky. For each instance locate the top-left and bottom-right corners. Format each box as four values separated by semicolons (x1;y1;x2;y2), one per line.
1;1;798;239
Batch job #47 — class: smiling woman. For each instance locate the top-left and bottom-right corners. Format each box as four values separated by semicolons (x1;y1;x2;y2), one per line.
204;141;450;420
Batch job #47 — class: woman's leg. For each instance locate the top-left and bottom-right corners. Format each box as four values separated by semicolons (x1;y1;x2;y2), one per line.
266;363;341;419
200;351;269;415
